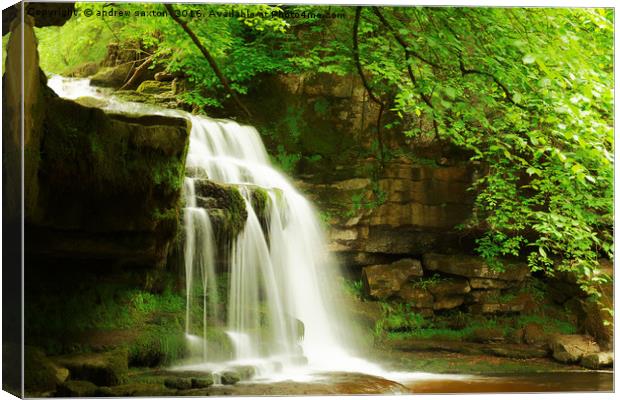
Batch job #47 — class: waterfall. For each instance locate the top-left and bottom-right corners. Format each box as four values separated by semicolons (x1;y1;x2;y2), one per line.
47;75;389;381
182;115;352;371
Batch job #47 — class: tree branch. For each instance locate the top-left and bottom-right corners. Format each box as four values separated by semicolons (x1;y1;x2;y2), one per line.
164;4;251;118
371;7;441;69
371;7;438;138
353;6;385;164
118;56;152;91
458;59;528;110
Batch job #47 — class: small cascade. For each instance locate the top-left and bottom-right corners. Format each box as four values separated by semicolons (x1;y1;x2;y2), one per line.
182;177;219;362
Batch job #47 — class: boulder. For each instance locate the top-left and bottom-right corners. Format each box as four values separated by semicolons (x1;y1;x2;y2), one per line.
427;278;470;297
398;284;433;308
362;259;423;299
54;348;128;386
580;352;613;370
220;371;241;385
56;380;99;397
549;335;600;364
423;253;529;281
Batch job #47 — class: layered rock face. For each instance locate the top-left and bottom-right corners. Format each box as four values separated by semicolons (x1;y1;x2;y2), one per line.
242;72;480;268
361;253;531;317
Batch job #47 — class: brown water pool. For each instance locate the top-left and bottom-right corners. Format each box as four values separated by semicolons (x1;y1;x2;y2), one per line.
404;371;613;393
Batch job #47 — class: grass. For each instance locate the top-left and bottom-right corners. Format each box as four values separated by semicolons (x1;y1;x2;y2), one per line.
373;299;577;343
342;278;364;298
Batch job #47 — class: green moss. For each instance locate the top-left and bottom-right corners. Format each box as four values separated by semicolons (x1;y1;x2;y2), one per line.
250;187;269;219
129;320;187;367
136;80;172;95
195;179;248;239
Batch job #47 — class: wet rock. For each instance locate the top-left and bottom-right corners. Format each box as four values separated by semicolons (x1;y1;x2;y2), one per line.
580;352;613;370
523;323;547;345
398;284;433;308
432;295;464;310
423;253;529;281
550;335;600;364
427;279;470;297
191;376;214;388
24;346;68;393
56;380;99;397
164;377;192;390
233;366;257;380
220;371;241;385
362;259;423;299
54;348;128;386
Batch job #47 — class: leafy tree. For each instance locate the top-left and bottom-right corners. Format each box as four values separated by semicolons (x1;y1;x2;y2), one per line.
33;5;614;294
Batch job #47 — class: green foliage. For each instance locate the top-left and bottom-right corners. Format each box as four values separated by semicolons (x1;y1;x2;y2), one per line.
342;278;364;298
35;5;613;293
375;303;427;336
271;144;301;174
410;274;446;290
344;7;613;292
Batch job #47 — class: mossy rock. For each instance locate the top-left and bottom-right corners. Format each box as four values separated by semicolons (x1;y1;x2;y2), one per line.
137;80;173;95
220;371;240;385
32;97;190;267
54;348;128;386
192;179;248;240
90;64;133;88
24;346;68;394
250;187;269;219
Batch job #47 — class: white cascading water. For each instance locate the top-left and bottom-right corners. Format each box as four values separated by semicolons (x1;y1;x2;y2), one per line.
182;115;366;377
47;75;469;384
